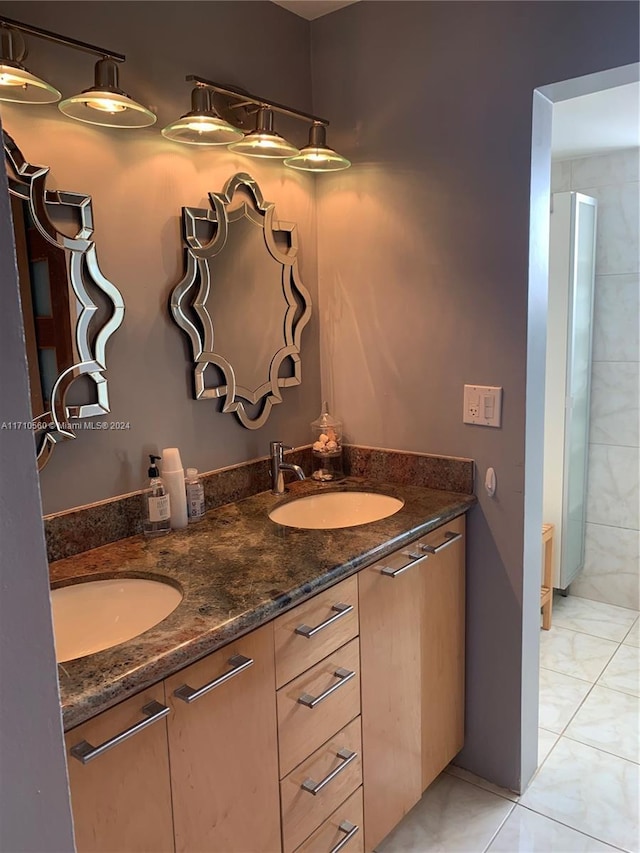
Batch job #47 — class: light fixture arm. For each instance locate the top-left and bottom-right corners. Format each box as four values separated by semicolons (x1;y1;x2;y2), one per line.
186;74;329;128
0;15;125;62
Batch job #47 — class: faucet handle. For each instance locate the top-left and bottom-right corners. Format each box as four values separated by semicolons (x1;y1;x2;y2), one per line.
271;441;293;452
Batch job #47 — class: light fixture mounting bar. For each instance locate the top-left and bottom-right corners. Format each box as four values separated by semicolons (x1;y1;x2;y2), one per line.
0;15;125;62
186;75;329;126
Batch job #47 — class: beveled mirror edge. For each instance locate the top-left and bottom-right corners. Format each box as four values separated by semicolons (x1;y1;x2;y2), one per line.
3;130;125;469
170;172;312;430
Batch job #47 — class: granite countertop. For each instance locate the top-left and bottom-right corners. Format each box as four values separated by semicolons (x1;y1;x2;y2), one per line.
51;477;475;731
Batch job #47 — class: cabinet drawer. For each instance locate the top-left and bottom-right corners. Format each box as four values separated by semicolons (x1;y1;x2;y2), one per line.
278;637;361;777
65;685;173;853
295;787;364;853
275;575;359;688
281;718;362;853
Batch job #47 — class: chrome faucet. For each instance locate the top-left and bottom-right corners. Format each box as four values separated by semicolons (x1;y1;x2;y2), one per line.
270;441;305;495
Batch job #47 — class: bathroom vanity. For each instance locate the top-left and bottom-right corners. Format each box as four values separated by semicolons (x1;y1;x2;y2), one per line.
52;479;473;853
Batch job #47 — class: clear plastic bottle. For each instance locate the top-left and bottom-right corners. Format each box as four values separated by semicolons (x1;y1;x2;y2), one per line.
143;455;171;537
186;468;205;524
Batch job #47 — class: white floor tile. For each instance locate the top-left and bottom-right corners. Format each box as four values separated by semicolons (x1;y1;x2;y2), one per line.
445;764;519;802
623;618;640;648
488;805;619;852
598;644;640;697
538;668;592;733
537;729;559;767
552;595;639;643
520;737;640;852
376;773;514;853
540;626;618;682
565;685;640;763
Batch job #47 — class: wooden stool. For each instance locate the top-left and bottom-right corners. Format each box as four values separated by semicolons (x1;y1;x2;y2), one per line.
541;523;554;630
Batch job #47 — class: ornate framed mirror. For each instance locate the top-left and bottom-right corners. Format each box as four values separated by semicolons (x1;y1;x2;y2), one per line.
170;173;312;429
4;131;125;469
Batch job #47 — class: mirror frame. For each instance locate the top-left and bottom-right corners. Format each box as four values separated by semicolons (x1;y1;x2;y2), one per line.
170;172;312;429
4;131;125;469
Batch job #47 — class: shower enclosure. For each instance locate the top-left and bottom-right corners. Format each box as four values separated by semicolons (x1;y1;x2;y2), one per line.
543;191;598;591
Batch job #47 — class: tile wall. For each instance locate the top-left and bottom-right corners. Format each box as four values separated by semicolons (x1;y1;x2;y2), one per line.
551;149;640;609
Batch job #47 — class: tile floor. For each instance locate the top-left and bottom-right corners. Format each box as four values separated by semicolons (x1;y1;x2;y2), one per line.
377;594;639;852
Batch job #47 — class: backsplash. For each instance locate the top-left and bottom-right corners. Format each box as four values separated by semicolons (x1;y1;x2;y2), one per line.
45;445;474;562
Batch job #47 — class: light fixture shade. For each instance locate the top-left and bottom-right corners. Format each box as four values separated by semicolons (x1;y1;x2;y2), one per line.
0;29;60;104
59;58;156;128
162;87;243;145
228;107;299;159
0;61;61;103
284;122;350;172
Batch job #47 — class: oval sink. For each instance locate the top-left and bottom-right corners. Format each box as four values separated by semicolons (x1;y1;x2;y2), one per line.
269;491;404;530
50;577;183;663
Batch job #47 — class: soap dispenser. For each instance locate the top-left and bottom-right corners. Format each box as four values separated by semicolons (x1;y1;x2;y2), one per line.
143;455;171;537
311;401;344;482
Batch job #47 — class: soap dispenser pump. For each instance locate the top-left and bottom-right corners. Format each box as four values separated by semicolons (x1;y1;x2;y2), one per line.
143;455;171;537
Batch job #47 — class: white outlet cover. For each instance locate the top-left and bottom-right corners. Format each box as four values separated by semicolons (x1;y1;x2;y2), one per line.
463;385;503;427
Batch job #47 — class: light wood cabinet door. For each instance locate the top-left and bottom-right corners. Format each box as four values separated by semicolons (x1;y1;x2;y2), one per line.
64;685;174;853
421;515;466;789
165;623;281;853
358;546;423;851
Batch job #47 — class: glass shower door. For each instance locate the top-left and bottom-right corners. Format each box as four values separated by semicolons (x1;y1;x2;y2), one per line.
562;194;597;587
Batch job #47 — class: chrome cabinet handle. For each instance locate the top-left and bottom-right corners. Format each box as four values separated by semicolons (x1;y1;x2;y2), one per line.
174;654;253;704
420;530;463;554
298;667;355;708
70;700;170;764
295;602;353;638
330;820;360;853
380;550;429;577
301;748;357;795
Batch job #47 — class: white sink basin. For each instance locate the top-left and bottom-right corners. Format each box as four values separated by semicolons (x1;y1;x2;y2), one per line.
50;577;183;663
269;491;404;530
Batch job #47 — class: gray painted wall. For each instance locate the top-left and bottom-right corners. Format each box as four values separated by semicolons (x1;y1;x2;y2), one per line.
0;113;75;852
0;0;320;514
311;1;639;790
1;0;638;823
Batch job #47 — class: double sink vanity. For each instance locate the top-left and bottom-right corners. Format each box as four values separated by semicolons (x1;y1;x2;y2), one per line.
50;476;474;853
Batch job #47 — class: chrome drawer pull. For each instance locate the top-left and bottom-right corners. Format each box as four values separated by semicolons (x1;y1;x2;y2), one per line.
420;530;463;554
380;551;429;577
330;821;360;853
174;654;253;704
298;667;355;708
301;748;357;795
295;602;353;638
70;700;170;764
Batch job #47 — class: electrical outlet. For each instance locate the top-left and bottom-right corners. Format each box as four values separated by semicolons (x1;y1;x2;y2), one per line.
463;385;502;427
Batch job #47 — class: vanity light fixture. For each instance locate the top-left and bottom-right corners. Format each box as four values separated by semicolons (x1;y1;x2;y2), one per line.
0;15;155;128
284;121;351;172
185;75;350;170
162;85;242;145
59;58;156;128
0;24;61;103
227;106;299;159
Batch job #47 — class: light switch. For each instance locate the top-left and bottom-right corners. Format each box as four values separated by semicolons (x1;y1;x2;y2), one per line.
463;385;502;427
